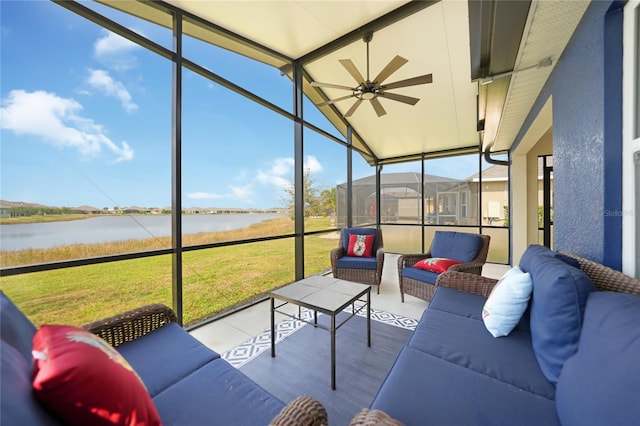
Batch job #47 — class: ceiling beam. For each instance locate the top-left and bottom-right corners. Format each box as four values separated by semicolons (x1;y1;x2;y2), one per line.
469;0;531;151
297;0;439;65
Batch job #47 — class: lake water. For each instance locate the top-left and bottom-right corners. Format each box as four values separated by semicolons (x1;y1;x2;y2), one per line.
0;213;284;251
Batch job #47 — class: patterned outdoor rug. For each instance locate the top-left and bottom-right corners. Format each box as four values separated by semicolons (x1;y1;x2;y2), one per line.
222;307;418;425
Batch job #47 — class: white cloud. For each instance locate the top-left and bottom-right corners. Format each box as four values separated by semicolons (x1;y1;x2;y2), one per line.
304;155;323;173
271;157;294;176
257;170;290;189
87;69;138;113
187;186;254;204
0;89;134;163
93;30;140;71
256;155;322;189
187;192;222;200
229;185;254;203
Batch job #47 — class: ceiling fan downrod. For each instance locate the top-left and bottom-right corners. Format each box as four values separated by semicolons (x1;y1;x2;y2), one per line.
363;31;373;82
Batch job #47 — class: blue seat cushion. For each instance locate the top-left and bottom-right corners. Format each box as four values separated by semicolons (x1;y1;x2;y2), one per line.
428;286;485;320
1;291;37;360
371;346;560;426
430;231;482;263
529;255;596;383
556;292;640;425
336;256;377;270
117;322;220;397
409;306;555;399
401;266;439;284
152;358;284;425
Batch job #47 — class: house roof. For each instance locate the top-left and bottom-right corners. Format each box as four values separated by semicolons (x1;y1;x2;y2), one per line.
95;0;589;164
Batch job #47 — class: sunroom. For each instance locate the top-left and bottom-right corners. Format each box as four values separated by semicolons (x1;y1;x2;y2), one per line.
1;0;639;424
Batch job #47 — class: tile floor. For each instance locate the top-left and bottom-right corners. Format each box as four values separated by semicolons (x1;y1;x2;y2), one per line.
190;253;510;354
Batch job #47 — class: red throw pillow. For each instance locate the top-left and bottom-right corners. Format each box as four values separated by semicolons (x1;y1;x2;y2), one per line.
32;325;162;426
413;257;462;273
347;233;375;258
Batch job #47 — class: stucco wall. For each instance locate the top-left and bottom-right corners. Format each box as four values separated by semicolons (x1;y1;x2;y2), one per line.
512;1;624;267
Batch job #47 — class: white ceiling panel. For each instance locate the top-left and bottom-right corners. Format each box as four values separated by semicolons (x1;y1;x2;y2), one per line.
100;0;590;162
170;0;405;59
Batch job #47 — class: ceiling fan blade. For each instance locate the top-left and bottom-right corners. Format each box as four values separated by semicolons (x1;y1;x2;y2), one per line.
344;99;364;117
311;81;355;91
373;55;408;84
339;59;366;85
379;91;421;105
382;74;433;90
370;97;387;117
317;94;355;107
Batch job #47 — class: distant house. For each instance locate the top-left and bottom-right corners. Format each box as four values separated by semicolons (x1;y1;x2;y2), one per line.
74;205;102;214
336;164;554;228
465;161;553;227
121;206;149;214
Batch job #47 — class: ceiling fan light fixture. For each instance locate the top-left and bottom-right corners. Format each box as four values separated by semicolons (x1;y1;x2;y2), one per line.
361;91;376;100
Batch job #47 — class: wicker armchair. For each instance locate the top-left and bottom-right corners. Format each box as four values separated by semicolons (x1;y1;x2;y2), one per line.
398;232;490;302
331;227;384;293
436;251;640;297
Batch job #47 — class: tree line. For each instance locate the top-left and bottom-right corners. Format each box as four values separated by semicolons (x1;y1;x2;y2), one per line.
283;168;337;218
4;206;82;217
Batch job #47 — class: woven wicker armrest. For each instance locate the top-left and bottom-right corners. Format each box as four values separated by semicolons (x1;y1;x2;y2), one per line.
349;408;404;426
557;251;640;296
269;396;328;426
83;304;177;348
436;271;498;297
448;261;485;276
397;253;432;269
330;246;345;262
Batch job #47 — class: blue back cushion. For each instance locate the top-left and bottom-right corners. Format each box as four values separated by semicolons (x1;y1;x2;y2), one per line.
430;231;482;263
1;291;37;360
1;344;61;425
529;255;596;383
556;292;640;425
519;244;580;273
341;228;378;253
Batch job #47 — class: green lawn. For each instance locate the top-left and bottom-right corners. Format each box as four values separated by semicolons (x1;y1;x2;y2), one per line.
0;217;338;327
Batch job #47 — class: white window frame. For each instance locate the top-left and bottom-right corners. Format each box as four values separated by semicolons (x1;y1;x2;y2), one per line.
623;1;640;278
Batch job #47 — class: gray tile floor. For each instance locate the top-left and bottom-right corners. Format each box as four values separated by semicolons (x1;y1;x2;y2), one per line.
190;253;510;354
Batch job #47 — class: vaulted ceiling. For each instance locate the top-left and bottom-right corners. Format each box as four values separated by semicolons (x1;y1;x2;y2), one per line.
99;0;590;164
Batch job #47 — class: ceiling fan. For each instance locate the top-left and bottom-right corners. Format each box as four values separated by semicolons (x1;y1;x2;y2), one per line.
312;31;433;117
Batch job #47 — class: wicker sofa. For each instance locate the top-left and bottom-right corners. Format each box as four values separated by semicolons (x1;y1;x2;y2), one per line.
1;293;327;425
371;245;640;425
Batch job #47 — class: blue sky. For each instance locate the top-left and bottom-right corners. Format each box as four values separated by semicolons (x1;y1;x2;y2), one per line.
1;1;482;210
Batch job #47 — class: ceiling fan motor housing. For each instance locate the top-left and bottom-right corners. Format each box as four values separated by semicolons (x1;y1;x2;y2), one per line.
312;31;432;117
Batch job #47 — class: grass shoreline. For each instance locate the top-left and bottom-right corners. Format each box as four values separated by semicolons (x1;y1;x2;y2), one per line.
0;217;338;327
1;214;99;225
0;216;304;267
